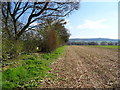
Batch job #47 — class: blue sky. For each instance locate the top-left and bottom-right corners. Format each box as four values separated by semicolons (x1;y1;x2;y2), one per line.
65;1;118;39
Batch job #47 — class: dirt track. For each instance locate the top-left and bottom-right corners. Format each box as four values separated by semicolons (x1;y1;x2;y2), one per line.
42;46;119;88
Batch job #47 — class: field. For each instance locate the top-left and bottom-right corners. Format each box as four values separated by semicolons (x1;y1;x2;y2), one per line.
88;45;119;49
42;45;119;88
2;45;119;88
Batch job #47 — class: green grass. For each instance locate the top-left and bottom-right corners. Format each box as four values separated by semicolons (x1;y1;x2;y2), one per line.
2;46;65;89
88;45;119;49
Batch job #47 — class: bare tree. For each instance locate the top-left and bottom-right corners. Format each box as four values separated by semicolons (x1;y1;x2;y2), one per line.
2;1;79;40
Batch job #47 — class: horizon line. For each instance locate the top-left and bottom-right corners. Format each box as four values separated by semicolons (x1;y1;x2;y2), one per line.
69;37;119;39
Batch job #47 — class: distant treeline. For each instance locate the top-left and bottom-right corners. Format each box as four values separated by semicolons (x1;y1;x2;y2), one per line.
67;41;120;45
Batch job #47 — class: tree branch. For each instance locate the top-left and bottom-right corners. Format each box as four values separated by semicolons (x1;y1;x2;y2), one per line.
17;2;49;39
15;2;28;21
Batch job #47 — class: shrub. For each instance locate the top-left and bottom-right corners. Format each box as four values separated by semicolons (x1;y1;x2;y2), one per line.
2;39;23;60
41;29;57;52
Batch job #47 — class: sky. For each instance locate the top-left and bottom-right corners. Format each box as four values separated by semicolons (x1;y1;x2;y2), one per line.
65;1;118;39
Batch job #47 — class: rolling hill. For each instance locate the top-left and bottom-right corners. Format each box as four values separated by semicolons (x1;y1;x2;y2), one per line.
69;38;118;42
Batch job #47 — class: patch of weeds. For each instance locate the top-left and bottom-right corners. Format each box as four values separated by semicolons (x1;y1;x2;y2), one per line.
41;46;65;60
2;46;65;89
57;77;66;81
54;70;60;73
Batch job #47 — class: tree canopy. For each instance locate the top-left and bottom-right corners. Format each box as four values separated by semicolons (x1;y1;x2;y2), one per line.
2;1;79;40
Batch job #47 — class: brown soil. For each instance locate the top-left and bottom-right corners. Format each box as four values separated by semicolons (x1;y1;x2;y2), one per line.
42;46;119;88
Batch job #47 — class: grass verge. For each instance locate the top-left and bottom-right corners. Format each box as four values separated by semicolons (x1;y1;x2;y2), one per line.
2;46;65;89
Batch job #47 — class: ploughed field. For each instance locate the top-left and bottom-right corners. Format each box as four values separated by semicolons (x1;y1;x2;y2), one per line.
42;46;119;88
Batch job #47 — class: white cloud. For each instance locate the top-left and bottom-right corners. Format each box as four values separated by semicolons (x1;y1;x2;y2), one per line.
65;19;73;30
77;19;109;29
30;22;39;26
65;19;70;23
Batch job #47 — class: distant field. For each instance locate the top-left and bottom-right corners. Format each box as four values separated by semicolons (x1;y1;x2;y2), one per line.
88;45;119;49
